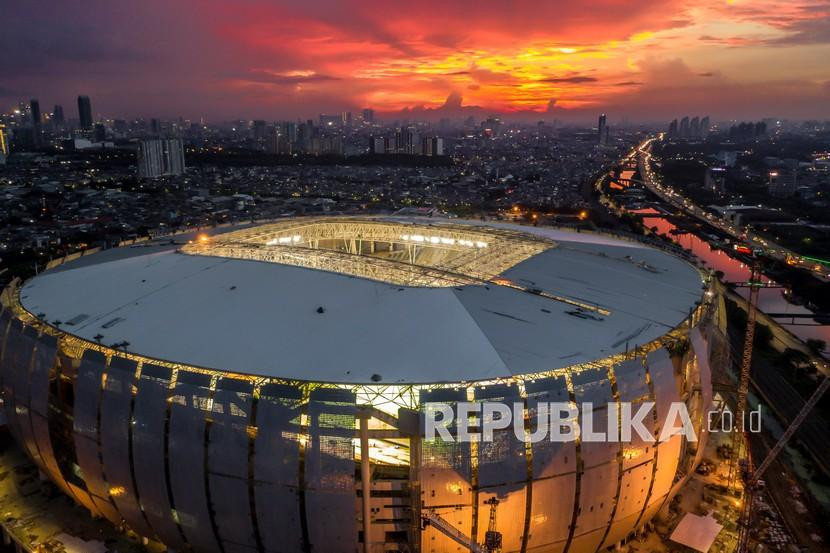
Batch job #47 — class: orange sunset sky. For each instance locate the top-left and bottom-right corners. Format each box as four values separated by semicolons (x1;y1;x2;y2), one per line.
2;0;829;121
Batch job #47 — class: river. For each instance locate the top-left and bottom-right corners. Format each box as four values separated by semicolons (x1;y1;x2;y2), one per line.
633;208;830;353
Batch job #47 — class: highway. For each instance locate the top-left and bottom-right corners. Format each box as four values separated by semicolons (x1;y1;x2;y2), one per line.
633;137;829;280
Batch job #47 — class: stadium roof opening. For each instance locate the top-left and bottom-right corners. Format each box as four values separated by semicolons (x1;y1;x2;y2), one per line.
180;218;555;287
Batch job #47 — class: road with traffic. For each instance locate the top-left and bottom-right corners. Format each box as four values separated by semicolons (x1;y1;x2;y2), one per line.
634;137;829;280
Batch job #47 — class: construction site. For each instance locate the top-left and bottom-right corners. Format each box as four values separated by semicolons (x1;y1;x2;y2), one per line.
0;217;826;553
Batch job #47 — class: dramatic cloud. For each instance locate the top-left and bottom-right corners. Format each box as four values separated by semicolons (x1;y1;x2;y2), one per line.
1;0;828;121
541;77;599;84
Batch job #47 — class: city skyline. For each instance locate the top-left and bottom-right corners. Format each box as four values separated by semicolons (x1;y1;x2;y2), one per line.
2;0;829;122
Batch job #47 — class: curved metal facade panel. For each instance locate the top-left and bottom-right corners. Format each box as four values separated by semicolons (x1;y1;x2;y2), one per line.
571;367;619;551
0;307;11;368
0;301;700;553
20;329;49;472
29;333;71;494
305;388;357;553
475;384;526;552
253;384;303;553
132;363;187;549
599;358;660;549
13;326;44;468
168;370;221;552
100;357;155;538
73;350;121;523
601;461;653;547
3;321;35;465
525;376;575;552
420;388;473;553
644;347;682;518
648;348;679;441
208;378;258;553
614;359;657;472
1;319;25;450
614;359;650;403
691;328;712;468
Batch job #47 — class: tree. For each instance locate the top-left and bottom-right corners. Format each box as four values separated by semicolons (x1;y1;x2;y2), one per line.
806;338;826;355
776;347;811;369
753;323;774;350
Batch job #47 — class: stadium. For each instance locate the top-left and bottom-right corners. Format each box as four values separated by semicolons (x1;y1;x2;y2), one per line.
0;216;716;553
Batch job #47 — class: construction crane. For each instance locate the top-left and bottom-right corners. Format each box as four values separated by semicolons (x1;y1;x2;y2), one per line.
728;263;763;489
421;510;486;553
736;376;830;552
421;498;504;553
751;377;830;483
483;498;503;553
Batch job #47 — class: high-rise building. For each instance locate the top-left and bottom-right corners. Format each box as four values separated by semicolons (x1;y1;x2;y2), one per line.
53;104;65;128
297;121;315;153
400;128;420;154
678;116;690;139
94;123;107;143
269;130;293;155
768;162;798;198
30;99;42;146
422;136;444;156
77;95;93;130
369;136;385;154
341;112;352;128
668;119;678;138
280;121;297;144
150;118;162;135
137;138;186;178
690;116;700;139
362;108;375;123
704;167;726;193
252;120;267;141
597;113;607;145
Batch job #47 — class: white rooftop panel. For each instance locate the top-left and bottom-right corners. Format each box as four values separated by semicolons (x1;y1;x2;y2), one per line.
19;220;703;383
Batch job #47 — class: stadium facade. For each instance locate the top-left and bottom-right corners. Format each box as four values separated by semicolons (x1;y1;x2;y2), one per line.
0;217;718;553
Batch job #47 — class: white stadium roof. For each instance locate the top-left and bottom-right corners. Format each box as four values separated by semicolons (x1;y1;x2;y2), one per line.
20;219;704;384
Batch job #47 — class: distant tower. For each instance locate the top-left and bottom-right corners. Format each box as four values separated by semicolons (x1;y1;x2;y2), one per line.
597;113;607;145
690;116;700;139
433;137;444;156
252;120;266;141
668;119;678;138
30;99;42;145
422;136;444;156
362;108;375;123
400;128;420;154
53;105;65;128
77;95;93;130
679;116;690;139
369;135;385;154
